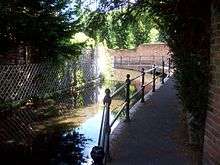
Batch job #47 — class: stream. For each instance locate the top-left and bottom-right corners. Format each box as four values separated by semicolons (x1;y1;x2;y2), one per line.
0;68;153;165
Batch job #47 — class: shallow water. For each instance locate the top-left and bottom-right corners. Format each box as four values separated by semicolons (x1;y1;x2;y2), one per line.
0;69;153;165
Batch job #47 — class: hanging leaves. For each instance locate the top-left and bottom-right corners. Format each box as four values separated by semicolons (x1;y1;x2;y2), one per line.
84;6;155;49
0;0;85;62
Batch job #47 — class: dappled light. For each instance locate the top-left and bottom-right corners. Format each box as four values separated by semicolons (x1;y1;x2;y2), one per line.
1;0;219;164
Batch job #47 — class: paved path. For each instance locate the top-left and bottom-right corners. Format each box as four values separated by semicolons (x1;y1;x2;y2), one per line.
109;77;196;165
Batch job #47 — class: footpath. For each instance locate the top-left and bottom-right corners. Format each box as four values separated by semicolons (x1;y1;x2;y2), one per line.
109;77;199;165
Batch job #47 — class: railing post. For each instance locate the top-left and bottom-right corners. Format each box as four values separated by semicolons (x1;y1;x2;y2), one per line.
91;89;111;165
162;60;165;84
141;68;145;103
91;146;105;165
168;58;171;76
103;89;111;163
125;74;131;122
152;65;156;92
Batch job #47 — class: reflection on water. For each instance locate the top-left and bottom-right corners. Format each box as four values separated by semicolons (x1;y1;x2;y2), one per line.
0;128;88;165
31;129;88;165
0;69;153;165
0;83;122;165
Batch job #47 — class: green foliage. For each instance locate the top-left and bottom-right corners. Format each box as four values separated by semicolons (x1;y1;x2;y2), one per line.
84;7;155;49
148;0;211;111
96;0;211;145
149;0;211;145
44;105;59;117
0;0;85;62
0;99;24;110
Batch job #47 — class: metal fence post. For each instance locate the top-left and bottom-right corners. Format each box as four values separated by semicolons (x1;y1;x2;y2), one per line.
141;68;145;103
103;89;111;163
152;65;156;92
162;60;165;84
91;146;104;165
125;74;131;122
91;89;111;165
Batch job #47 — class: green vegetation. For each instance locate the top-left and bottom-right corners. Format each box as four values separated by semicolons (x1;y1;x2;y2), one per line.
150;0;210;145
0;99;25;111
0;0;160;61
90;0;211;146
84;8;157;49
0;0;211;146
0;0;84;62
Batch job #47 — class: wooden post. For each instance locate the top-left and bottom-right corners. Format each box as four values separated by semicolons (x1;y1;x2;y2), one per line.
141;68;145;103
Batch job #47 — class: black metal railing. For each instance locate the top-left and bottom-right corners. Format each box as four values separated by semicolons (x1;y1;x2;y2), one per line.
90;58;172;165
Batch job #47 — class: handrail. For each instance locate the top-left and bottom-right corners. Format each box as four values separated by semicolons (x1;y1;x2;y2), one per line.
110;83;126;98
110;102;127;128
129;88;142;100
110;67;156;98
143;80;153;87
91;58;172;165
98;105;107;146
130;74;142;82
145;67;155;73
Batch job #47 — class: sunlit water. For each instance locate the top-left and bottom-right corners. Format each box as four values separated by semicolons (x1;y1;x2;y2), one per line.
0;68;154;165
31;85;123;165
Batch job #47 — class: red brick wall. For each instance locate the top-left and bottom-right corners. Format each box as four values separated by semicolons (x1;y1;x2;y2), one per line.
203;2;220;164
109;43;171;59
0;45;41;64
0;46;27;64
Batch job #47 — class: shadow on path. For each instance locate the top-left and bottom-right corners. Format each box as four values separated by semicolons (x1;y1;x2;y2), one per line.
109;77;201;165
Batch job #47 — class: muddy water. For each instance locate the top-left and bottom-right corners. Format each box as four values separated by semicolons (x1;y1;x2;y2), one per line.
30;88;124;165
0;69;154;165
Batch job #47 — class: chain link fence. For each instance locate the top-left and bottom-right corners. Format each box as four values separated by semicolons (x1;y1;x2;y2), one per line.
0;49;100;146
0;56;98;102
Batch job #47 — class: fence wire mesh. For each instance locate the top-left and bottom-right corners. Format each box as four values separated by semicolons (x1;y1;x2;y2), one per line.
0;51;99;146
0;59;98;102
0;52;170;164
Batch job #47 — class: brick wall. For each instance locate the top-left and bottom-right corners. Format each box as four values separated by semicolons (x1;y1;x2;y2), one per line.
203;1;220;164
108;43;170;59
0;46;28;64
0;43;44;64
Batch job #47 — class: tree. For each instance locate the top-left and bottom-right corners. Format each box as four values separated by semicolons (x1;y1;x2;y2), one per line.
0;0;83;63
84;4;155;49
91;0;211;146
